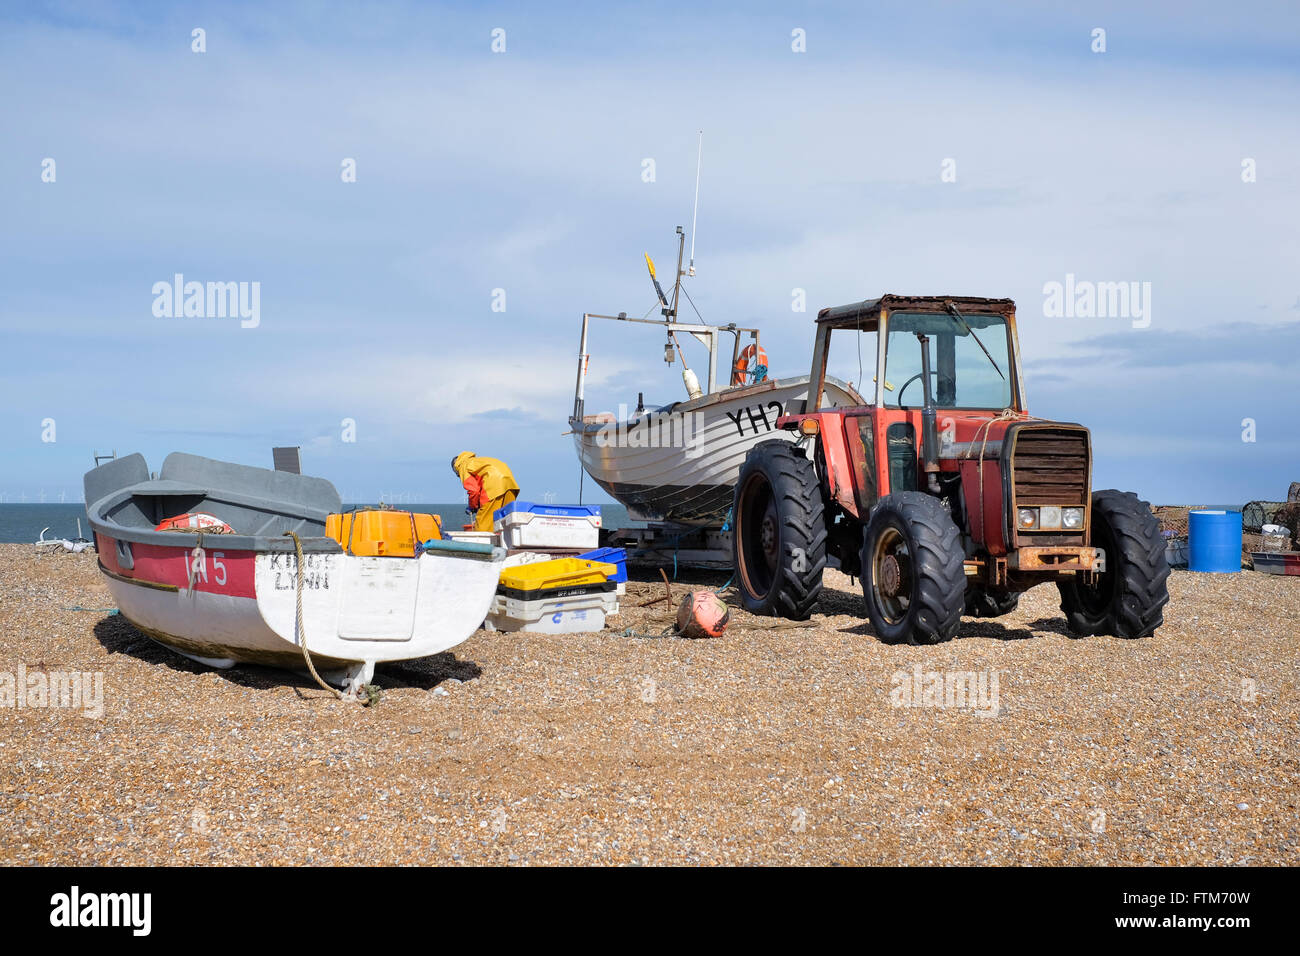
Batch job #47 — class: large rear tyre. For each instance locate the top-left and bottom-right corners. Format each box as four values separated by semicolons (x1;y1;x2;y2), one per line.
1058;489;1170;638
861;492;965;645
732;440;826;619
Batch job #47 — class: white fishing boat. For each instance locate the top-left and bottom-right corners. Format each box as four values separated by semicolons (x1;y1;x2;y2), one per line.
84;452;506;695
570;225;862;527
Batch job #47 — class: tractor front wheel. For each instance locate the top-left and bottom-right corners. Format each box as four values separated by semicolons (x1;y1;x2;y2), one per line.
1057;490;1170;638
861;492;965;645
732;440;827;619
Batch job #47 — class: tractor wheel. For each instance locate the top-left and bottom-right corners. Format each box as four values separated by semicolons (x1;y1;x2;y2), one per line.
1058;490;1170;638
964;587;1021;618
732;440;826;619
861;492;965;645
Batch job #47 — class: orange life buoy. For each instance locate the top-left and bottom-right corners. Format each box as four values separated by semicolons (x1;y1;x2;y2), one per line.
731;344;770;385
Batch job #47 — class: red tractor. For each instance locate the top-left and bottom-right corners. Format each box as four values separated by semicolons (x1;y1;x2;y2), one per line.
731;295;1169;644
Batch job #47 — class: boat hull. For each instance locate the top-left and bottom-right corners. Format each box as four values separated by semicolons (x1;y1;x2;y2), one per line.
83;451;510;689
573;376;860;525
95;534;504;676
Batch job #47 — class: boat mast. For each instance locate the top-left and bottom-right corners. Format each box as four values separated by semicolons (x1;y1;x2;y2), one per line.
670;225;685;320
688;130;702;277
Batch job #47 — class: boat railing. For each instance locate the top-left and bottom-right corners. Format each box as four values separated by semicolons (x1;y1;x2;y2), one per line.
572;311;762;423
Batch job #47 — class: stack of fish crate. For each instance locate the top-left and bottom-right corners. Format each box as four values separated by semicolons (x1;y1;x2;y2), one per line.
486;557;620;633
484;502;625;632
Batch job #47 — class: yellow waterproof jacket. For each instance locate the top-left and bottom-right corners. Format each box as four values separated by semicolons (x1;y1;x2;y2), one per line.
453;452;520;503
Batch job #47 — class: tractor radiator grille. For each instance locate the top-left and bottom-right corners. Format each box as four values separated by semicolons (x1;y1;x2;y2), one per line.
1011;427;1090;507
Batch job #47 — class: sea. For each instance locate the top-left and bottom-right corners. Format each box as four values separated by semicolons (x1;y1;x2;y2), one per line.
0;502;637;544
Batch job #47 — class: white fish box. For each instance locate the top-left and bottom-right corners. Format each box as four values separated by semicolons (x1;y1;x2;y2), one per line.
485;590;619;634
445;530;497;546
493;502;601;550
500;550;557;569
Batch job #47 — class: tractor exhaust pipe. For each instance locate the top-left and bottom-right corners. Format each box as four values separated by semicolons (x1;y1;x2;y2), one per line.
918;334;942;495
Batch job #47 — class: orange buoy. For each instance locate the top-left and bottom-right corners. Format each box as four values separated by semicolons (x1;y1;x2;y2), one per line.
731;344;770;386
676;591;730;639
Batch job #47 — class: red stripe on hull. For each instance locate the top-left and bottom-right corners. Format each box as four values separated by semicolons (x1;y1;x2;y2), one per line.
95;533;257;598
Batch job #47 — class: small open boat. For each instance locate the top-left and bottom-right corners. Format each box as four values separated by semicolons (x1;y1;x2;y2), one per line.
84;452;505;694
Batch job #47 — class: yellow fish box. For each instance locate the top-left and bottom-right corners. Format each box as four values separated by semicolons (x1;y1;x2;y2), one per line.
497;557;616;596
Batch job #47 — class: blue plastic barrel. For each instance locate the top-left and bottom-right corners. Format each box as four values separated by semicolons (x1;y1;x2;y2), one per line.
1188;510;1242;573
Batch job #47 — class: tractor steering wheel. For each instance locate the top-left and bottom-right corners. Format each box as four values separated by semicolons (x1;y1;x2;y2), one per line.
895;370;938;409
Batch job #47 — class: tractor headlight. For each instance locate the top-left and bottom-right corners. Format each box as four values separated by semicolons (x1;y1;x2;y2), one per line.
1017;507;1039;529
1062;507;1084;530
1039;506;1063;530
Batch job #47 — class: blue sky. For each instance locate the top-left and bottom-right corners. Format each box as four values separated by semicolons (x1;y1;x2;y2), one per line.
1;0;1297;506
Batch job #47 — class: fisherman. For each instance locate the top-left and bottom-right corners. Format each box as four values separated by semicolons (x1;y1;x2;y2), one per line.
451;451;520;532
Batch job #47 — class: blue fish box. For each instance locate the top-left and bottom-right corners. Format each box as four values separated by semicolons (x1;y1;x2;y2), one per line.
493;501;602;550
578;546;627;583
493;501;602;521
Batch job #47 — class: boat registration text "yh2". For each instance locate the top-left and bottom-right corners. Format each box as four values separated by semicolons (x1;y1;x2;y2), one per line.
727;401;784;437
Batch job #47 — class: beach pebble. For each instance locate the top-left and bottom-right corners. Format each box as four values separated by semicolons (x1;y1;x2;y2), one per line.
2;546;1295;866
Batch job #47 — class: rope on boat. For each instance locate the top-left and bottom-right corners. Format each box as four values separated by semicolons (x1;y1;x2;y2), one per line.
284;531;348;702
186;531;206;593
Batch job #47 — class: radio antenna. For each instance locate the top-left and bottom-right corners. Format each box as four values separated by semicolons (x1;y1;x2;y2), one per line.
687;130;702;276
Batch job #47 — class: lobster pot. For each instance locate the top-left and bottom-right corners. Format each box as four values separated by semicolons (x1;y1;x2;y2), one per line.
1188;510;1242;573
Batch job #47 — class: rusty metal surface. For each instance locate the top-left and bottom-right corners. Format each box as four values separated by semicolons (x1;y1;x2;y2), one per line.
815;295;1016;327
1009;546;1103;572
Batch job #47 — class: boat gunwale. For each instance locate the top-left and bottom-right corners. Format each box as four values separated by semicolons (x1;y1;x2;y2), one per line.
568;373;865;434
86;492;345;554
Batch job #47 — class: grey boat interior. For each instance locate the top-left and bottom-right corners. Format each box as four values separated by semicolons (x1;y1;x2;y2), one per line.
84;452;345;559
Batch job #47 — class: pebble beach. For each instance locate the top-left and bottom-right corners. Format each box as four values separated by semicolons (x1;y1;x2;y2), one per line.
1;543;1296;866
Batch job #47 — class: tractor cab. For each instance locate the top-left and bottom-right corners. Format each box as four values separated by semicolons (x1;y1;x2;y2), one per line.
730;294;1169;645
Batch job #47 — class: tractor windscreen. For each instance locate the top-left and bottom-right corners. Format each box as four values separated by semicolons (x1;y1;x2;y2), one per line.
882;312;1012;410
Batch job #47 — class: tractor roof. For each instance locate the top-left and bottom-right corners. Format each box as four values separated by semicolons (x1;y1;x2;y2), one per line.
816;294;1016;329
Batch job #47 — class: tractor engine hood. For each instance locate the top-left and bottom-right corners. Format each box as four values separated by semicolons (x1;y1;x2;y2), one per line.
939;417;1093;557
